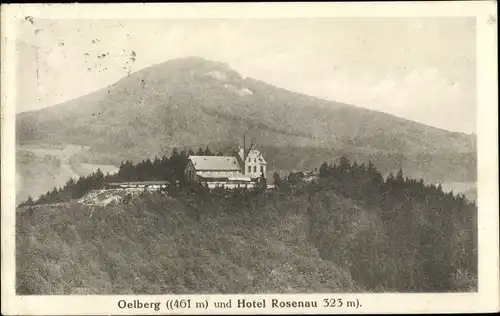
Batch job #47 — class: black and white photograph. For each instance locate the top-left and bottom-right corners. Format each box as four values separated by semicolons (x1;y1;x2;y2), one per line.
1;2;498;315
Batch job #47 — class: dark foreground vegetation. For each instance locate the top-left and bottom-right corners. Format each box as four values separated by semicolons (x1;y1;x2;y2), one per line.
17;151;477;294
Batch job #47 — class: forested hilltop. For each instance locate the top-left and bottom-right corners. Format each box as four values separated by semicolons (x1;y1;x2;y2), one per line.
17;57;476;206
17;151;477;294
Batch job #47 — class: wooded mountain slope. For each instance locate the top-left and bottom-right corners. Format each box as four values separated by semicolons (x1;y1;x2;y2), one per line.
16;57;477;200
17;159;477;294
16;185;476;294
17;57;476;154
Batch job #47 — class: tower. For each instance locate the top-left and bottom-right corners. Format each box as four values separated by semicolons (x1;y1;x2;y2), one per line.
243;138;267;179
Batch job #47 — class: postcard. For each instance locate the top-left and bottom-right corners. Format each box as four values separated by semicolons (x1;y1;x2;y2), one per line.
1;1;498;314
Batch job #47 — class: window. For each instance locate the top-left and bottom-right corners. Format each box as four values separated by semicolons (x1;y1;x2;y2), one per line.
248;166;251;173
254;158;256;163
260;166;264;173
253;166;257;173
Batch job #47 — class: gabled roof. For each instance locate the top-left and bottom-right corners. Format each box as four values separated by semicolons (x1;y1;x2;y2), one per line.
188;156;242;171
245;148;267;164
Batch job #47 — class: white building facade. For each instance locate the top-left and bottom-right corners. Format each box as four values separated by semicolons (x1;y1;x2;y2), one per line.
185;144;267;189
238;144;267;179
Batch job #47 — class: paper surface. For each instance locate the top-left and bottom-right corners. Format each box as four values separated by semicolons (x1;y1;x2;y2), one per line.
1;2;498;314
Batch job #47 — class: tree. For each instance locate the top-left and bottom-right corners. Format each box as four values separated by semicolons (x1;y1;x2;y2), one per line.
259;172;267;191
319;162;330;178
286;172;301;185
49;187;59;203
177;149;190;183
273;172;281;186
22;196;35;206
204;146;213;156
65;178;75;187
95;168;104;178
338;156;350;172
171;148;179;159
396;168;404;183
437;183;443;193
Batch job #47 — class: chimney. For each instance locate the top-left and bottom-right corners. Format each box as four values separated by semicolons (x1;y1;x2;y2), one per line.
243;132;246;175
238;147;245;162
243;132;246;160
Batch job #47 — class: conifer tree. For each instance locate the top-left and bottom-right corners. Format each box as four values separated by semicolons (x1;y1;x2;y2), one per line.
259;172;267;191
273;172;281;186
319;162;329;178
396;168;404;182
338;156;350;172
204;146;212;156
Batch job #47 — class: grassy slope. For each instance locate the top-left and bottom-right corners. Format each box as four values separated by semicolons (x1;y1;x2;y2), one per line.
16;192;360;294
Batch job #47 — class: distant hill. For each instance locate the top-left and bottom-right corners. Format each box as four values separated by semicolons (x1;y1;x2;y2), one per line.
16;57;477;200
15;144;119;204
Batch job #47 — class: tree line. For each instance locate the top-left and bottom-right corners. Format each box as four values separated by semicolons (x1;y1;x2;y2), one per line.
21;151;476;214
269;157;477;292
138;156;477;292
19;152;477;292
20;146;223;206
268;157;475;209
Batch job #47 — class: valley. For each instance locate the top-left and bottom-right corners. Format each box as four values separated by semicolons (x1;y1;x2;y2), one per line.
440;181;477;202
16;144;118;204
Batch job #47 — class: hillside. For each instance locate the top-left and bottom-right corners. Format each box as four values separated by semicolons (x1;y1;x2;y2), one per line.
17;159;477;294
16;168;478;294
16;57;477;201
17;57;476;154
16;192;360;294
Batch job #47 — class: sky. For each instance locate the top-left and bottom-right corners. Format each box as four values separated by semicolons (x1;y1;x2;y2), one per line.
16;17;476;134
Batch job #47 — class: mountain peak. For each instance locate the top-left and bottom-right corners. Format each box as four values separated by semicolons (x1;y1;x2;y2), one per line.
167;56;230;67
16;55;477;204
135;56;243;84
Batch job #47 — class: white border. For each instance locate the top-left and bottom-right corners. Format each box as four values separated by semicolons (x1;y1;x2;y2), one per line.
1;2;498;315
